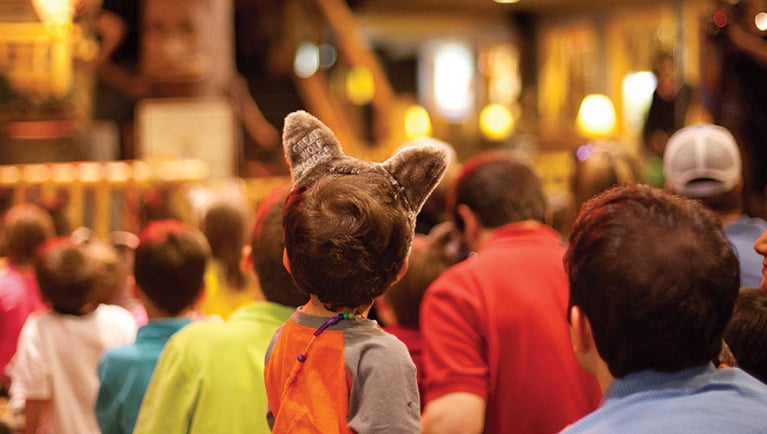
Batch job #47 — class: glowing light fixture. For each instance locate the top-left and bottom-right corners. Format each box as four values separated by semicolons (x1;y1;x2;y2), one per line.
622;71;656;135
576;94;617;138
32;0;74;24
346;66;375;105
294;42;319;78
756;12;767;31
494;0;520;3
433;42;474;121
479;103;514;140
404;105;432;139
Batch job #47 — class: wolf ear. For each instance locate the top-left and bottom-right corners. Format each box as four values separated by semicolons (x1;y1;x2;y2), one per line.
382;139;450;214
282;110;344;185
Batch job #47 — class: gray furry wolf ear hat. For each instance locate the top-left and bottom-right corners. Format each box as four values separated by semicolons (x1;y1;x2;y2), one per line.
282;110;450;225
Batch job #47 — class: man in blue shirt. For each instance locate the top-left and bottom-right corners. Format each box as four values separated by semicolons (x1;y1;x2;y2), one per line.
562;184;767;433
664;122;767;288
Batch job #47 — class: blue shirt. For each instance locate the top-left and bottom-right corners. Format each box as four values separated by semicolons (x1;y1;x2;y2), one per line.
561;364;767;433
95;317;192;434
724;215;767;288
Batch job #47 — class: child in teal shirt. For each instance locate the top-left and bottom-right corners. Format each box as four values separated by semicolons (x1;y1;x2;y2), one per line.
95;220;210;434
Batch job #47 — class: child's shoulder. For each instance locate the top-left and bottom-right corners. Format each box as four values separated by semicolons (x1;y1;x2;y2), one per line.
95;303;137;323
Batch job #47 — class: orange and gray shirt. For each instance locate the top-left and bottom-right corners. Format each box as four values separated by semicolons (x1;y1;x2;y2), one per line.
264;309;420;433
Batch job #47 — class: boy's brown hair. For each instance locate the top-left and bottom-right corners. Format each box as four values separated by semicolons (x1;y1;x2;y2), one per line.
134;220;210;315
281;111;449;311
3;203;55;265
35;238;97;315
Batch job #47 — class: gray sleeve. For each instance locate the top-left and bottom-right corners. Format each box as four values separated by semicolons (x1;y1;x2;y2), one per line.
347;334;421;434
264;325;284;431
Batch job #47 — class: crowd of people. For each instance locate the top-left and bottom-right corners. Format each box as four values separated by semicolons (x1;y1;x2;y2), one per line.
1;108;767;433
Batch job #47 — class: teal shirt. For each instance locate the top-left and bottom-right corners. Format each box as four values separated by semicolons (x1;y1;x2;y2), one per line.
96;317;192;434
133;302;294;434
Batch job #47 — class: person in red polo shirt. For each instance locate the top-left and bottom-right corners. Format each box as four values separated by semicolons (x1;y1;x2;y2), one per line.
420;152;602;434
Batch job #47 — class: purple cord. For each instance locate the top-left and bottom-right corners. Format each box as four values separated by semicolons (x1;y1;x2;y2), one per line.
314;314;343;336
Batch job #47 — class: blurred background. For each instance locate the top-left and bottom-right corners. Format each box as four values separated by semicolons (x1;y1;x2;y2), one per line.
0;0;763;235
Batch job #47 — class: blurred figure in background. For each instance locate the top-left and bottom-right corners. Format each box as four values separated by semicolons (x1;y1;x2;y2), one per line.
420;152;601;434
664;123;767;288
377;224;461;410
197;200;259;320
642;51;693;187
0;204;55;394
9;239;136;434
96;220;209;434
134;184;308;434
701;0;767;218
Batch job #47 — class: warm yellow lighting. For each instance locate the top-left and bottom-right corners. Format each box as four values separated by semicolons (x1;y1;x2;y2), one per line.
346;66;375;106
404;105;432;139
32;0;74;24
51;164;76;183
23;164;50;183
576;94;617;138
479;104;514;140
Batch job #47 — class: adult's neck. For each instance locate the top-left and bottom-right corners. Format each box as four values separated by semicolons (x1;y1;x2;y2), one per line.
716;210;743;227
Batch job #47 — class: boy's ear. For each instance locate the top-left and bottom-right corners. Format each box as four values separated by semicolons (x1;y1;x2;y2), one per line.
569;305;594;355
282;248;291;273
392;260;409;286
457;204;479;238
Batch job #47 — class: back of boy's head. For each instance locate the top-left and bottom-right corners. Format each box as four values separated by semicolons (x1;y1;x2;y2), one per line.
251;183;308;307
35;237;97;315
566;184;739;378
384;233;456;328
3;203;55;265
450;152;546;231
134;220;210;315
81;238;127;304
724;287;767;384
281;111;449;311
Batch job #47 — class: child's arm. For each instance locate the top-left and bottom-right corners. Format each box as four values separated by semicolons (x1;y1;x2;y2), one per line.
24;398;50;434
348;337;420;433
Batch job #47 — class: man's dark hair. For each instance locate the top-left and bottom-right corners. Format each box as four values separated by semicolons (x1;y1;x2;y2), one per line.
283;173;411;311
724;287;767;384
134;220;210;315
35;238;97;315
450;152;546;231
692;184;741;213
251;184;308;307
566;184;739;378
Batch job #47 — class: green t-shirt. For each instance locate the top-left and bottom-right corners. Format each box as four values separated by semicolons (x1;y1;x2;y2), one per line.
133;302;294;434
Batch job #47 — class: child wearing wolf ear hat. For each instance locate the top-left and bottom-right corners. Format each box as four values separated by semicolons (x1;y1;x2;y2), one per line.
264;111;449;433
